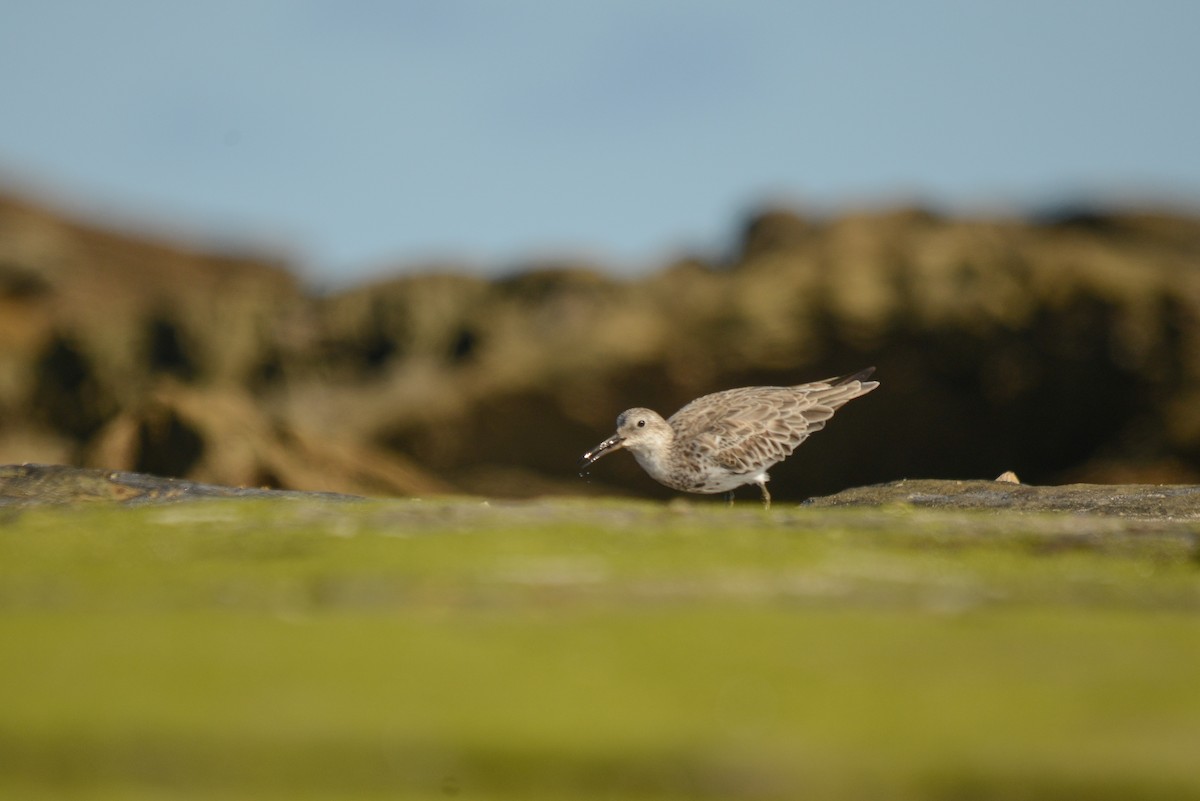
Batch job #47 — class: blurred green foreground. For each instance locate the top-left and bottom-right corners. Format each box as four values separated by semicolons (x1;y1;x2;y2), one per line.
0;499;1198;800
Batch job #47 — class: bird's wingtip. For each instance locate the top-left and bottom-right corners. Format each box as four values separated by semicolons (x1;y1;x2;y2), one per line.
836;366;876;385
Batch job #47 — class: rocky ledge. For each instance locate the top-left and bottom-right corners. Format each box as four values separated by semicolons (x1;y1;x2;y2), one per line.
3;464;1200;518
4;192;1200;501
0;464;361;506
807;478;1200;518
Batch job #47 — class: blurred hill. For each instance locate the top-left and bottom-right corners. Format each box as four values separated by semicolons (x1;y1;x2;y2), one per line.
2;189;1198;501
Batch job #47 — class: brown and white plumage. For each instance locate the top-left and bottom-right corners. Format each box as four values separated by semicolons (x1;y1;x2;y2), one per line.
579;368;879;507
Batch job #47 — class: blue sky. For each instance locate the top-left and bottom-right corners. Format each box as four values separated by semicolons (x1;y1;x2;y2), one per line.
2;1;1198;283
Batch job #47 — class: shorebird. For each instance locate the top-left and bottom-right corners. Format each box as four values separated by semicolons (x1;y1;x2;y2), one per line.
579;367;878;508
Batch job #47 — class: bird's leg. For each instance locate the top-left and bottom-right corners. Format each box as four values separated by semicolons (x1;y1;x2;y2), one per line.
725;490;735;507
758;482;771;510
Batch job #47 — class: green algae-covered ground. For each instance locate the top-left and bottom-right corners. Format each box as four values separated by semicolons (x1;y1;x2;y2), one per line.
1;498;1198;800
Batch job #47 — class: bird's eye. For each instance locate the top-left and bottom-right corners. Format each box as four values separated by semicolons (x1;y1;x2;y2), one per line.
637;419;646;428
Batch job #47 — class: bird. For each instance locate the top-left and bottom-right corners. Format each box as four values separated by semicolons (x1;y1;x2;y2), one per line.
579;367;878;508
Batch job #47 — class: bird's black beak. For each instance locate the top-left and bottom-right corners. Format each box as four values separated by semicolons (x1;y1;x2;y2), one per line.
578;435;624;475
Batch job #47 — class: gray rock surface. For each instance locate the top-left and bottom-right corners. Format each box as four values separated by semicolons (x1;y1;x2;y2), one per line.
5;464;1200;521
0;464;361;506
806;478;1200;518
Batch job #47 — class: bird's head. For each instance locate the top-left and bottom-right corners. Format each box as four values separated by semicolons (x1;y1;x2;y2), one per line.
579;408;672;470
